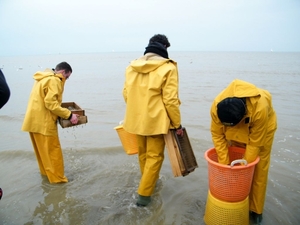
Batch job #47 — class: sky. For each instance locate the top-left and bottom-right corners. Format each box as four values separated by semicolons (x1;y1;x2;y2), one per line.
0;0;299;56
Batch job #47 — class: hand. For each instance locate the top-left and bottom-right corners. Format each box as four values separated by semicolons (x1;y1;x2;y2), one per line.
176;127;184;137
70;113;79;124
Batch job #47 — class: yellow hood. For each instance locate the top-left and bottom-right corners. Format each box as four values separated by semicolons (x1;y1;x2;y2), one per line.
33;68;65;82
129;55;170;74
217;79;260;99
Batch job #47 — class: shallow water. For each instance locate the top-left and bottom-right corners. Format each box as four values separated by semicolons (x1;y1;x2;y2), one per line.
0;52;300;224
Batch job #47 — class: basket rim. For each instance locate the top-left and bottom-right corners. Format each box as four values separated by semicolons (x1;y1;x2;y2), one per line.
207;190;249;205
204;147;260;169
114;125;123;130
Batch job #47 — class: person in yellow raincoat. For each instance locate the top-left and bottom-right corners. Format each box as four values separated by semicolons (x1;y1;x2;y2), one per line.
22;62;79;184
210;79;277;223
122;34;183;207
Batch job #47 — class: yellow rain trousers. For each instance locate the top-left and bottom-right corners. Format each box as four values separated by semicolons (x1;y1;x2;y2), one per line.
210;79;277;214
136;134;165;196
30;133;68;183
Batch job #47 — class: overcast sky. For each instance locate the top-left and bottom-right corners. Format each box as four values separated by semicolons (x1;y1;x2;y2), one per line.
0;0;299;56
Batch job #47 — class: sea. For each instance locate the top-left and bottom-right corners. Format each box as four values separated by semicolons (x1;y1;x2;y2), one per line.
0;51;299;225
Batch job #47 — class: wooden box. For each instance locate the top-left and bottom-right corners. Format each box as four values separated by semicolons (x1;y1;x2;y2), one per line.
164;128;198;177
58;102;88;128
61;102;85;116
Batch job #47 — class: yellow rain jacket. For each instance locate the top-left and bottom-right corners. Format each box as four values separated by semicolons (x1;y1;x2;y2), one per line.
22;69;71;136
210;79;277;214
210;79;277;164
123;53;181;135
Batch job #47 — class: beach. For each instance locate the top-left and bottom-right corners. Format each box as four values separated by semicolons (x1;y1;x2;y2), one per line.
0;51;299;225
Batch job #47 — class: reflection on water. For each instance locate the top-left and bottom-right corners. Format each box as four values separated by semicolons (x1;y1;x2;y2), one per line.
25;179;71;224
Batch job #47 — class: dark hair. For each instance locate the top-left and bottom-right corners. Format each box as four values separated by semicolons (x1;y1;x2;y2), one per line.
217;97;246;126
55;62;72;73
149;34;170;48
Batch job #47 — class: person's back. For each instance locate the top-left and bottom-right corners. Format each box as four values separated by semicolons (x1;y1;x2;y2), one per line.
123;52;180;135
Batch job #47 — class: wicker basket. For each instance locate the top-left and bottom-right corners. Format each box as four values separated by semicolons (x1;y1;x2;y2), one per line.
204;147;259;202
204;190;249;225
114;125;138;155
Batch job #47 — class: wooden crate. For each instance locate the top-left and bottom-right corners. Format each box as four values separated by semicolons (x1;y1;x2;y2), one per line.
61;102;85;116
58;116;88;128
58;102;88;128
164;131;184;177
164;128;198;177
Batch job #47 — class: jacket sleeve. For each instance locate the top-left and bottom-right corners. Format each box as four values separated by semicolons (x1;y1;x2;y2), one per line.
122;68;129;103
162;63;181;129
210;102;230;165
243;103;269;163
44;77;71;119
122;83;127;103
0;69;10;109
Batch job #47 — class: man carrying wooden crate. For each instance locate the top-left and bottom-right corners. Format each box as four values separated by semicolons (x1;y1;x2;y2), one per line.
122;34;183;207
22;62;79;184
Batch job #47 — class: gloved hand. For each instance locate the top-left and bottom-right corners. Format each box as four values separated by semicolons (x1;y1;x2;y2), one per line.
70;113;79;124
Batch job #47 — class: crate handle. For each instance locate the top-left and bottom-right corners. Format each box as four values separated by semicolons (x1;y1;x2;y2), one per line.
230;159;248;166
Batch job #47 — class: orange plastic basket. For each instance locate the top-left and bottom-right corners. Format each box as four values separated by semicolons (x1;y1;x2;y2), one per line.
204;147;259;202
114;125;138;155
